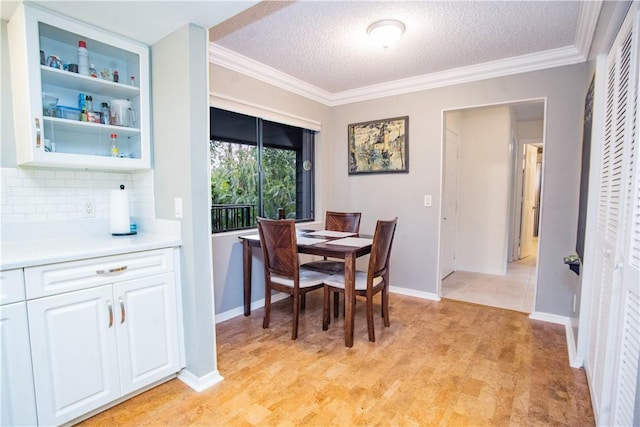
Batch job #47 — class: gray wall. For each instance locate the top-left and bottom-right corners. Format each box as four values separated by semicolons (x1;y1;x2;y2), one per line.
327;65;587;317
210;62;587;320
152;24;218;378
209;64;331;317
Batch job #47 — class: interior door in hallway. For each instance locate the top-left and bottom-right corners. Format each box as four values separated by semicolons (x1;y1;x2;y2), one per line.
520;144;538;259
440;128;459;279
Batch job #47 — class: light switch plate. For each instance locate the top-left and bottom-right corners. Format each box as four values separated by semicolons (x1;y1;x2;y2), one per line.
174;197;183;218
424;195;432;207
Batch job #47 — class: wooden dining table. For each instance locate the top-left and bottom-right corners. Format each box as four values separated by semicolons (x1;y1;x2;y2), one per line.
238;230;373;348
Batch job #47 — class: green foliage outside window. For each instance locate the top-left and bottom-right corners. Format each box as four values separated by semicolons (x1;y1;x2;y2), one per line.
210;140;297;224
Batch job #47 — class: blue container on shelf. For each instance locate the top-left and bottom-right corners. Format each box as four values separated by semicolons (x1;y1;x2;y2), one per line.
56;105;81;121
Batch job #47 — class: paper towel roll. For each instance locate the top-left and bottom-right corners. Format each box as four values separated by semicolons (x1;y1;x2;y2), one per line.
110;185;131;235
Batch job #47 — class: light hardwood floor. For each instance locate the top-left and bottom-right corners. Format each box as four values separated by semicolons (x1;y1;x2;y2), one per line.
78;291;593;426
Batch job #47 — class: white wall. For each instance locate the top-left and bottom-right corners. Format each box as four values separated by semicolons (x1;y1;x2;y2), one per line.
517;120;544;140
456;106;511;275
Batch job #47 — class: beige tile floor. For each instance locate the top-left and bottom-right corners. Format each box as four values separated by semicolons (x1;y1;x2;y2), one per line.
442;246;537;313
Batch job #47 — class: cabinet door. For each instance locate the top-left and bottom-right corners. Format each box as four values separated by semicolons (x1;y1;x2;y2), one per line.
115;272;179;395
0;302;38;426
27;285;120;426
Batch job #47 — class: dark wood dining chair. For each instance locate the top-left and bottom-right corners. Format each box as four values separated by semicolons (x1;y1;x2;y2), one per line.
301;211;362;316
322;217;398;342
257;217;330;340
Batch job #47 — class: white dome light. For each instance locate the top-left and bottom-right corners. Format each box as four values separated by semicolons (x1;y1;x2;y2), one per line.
367;19;406;48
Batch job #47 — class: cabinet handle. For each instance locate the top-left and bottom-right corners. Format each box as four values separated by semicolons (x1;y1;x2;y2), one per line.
35;118;41;148
96;266;128;275
119;297;126;324
107;300;113;328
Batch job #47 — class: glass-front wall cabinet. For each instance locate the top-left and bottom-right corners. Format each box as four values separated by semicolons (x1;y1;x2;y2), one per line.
8;4;150;170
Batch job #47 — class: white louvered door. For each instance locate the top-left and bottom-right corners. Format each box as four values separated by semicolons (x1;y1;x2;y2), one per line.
586;3;640;425
611;5;640;425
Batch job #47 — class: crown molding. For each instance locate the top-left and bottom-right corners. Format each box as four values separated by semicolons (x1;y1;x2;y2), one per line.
209;4;598;107
209;44;335;105
574;0;603;57
330;46;585;105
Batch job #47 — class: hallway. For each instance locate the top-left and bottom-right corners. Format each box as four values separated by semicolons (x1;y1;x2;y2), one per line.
441;252;537;313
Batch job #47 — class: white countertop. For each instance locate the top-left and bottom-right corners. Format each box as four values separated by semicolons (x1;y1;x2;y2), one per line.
1;219;182;270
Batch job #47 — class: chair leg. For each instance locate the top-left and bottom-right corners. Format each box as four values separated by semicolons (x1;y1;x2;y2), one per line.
291;293;300;340
365;294;375;342
263;286;271;329
323;286;331;330
382;285;390;327
333;291;339;318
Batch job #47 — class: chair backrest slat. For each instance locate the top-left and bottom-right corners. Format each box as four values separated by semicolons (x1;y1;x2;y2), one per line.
257;218;299;280
368;218;398;281
325;211;361;233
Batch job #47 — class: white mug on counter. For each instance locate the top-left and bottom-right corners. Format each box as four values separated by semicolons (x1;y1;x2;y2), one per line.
109;99;136;127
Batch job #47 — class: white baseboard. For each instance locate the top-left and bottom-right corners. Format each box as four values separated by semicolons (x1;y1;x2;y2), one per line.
529;311;583;368
178;368;224;392
389;285;440;301
215;292;289;323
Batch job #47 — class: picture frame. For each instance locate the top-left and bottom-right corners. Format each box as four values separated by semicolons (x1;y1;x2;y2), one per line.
348;116;409;175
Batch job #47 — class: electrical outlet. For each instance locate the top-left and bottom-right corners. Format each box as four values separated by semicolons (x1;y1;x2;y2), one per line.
83;200;95;218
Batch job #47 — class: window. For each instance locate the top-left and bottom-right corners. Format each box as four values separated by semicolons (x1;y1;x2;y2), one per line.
209;107;315;233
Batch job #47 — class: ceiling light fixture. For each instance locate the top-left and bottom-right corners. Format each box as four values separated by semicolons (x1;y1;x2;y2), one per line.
367;19;406;49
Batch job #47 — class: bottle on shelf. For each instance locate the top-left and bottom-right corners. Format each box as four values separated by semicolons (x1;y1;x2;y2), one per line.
85;95;93;112
89;63;97;78
110;133;119;157
130;76;135;87
101;102;109;125
85;95;94;122
113;70;119;83
77;40;89;75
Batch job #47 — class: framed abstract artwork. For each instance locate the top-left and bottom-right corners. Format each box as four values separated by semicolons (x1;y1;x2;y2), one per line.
348;116;409;174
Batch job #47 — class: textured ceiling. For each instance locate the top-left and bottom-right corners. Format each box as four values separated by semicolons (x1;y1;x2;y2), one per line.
2;0;599;112
210;0;587;97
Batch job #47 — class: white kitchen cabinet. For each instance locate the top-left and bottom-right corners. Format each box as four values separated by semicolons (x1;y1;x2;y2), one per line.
7;3;150;170
114;273;179;395
27;285;120;426
25;249;182;426
0;269;38;427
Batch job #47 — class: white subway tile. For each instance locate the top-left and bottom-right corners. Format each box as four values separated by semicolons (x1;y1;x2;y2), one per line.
55;171;76;179
7;196;26;205
36;204;57;213
45;179;67;187
10;186;36;196
1;213;26;223
25;196;46;205
4;177;23;187
34;170;56;179
45;196;66;204
47;212;68;221
25;213;48;222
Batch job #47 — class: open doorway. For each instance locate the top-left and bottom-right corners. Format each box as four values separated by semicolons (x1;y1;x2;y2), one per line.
439;100;544;313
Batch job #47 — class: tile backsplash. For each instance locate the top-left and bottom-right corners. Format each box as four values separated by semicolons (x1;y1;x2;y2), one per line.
0;167;154;224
